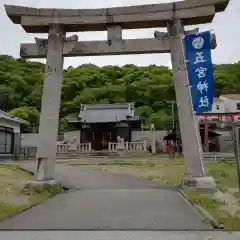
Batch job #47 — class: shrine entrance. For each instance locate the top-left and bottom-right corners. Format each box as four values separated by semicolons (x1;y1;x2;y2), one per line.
82;123;118;151
4;1;229;183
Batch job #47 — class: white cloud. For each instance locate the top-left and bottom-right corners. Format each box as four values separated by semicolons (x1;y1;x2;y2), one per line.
1;0;239;68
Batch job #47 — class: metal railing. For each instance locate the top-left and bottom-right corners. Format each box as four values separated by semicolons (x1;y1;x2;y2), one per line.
14;146;37;160
14;143;92;160
0;144;37;161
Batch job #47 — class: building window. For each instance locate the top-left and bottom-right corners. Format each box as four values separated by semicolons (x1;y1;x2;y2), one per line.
216;105;220;110
0;126;14;154
237;103;240;110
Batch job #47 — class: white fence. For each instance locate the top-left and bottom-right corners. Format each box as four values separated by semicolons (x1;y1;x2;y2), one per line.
126;141;147;152
57;143;91;154
57;144;69;153
108;140;156;153
56;140;156;154
108;142;118;152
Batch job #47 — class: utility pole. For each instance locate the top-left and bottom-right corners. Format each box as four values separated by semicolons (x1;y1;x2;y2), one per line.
165;100;176;130
171;100;176;129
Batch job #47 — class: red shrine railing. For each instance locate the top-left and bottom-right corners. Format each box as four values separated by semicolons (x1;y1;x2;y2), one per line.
198;112;239;124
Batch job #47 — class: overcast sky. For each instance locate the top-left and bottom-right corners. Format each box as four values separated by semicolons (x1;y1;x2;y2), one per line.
0;0;239;68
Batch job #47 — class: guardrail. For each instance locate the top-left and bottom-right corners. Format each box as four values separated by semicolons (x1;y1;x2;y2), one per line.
14;146;37;160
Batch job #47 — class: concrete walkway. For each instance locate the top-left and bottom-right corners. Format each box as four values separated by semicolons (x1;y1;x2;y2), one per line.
1;231;240;240
0;163;212;230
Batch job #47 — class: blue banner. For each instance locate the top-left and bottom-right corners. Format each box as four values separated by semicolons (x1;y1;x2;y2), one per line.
184;31;214;114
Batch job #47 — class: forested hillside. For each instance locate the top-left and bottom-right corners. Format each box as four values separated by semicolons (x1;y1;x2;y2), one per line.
0;55;239;130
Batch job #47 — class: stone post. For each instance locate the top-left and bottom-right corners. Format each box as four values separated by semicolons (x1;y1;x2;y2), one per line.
36;25;65;181
167;19;216;192
125;142;129;151
143;140;147;152
151;139;156;154
167;19;204;177
88;142;92;152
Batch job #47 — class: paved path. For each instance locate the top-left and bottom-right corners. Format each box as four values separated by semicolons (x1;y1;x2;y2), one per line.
0;163;211;230
1;231;240;240
17;162;178;190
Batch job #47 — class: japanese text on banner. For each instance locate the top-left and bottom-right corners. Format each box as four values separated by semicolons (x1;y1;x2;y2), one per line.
184;31;214;114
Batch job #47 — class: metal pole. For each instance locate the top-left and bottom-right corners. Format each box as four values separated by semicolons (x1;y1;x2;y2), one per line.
172;101;175;129
171;101;178;154
204;118;209;152
233;125;240;191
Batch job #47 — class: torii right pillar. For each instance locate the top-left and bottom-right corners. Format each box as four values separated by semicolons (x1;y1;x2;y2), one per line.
167;19;216;192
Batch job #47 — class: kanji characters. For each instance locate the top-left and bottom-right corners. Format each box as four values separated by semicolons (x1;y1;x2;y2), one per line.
185;32;213;113
197;81;208;94
195;67;207;78
194;52;207;65
199;96;209;108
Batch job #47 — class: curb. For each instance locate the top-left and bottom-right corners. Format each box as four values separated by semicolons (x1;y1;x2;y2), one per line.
18;166;35;176
178;189;224;230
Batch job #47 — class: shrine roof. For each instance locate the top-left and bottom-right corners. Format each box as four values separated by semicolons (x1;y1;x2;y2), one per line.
75;103;141;124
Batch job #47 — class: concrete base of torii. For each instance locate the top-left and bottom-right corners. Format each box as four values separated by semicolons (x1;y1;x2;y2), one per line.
23;157;62;193
23;179;61;194
182;176;216;193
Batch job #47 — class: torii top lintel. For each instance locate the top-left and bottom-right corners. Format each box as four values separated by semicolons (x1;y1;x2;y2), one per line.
5;0;229;33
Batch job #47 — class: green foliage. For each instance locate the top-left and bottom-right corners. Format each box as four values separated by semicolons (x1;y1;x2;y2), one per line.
9;107;40;125
135;106;153;118
1;55;240;130
149;110;173;130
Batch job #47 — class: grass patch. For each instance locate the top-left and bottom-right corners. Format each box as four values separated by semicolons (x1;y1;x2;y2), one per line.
234;191;240;199
205;162;238;189
89;157;238;188
0;164;60;221
88;157;185;184
188;192;240;231
0;191;51;221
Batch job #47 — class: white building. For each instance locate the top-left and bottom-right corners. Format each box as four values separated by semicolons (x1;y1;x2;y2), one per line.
0;110;29;158
197;94;240;153
198;94;240;123
211;97;225;114
219;94;240;121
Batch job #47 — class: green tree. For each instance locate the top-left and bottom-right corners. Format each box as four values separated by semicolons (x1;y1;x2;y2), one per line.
135;106;153;118
0;55;239;131
0;85;21;111
9;107;40;125
149;110;172;130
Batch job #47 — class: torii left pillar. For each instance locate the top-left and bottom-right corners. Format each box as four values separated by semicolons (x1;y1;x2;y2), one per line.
36;25;65;182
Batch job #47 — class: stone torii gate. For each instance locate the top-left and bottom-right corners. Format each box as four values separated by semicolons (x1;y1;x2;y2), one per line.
5;0;229;190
